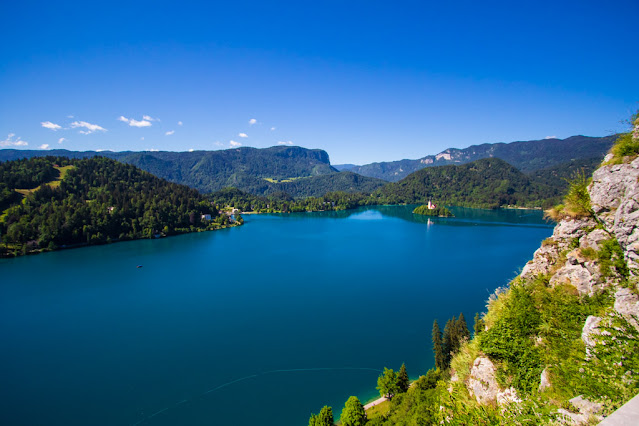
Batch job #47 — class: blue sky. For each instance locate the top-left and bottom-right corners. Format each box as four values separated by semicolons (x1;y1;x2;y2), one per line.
1;0;637;165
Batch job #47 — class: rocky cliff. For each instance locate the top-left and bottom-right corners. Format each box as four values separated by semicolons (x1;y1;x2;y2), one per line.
453;121;639;424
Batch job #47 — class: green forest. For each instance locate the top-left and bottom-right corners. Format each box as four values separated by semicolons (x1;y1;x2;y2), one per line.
0;156;236;257
211;156;597;213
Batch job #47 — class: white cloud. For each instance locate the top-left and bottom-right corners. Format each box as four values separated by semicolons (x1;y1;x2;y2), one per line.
140;137;145;141
178;121;183;126
67;115;75;119
230;140;242;147
39;144;50;150
58;137;66;144
214;141;224;147
270;127;276;131
238;132;248;138
118;116;152;128
148;148;159;152
165;130;175;136
71;121;107;134
544;135;558;139
1;133;28;147
277;140;294;146
249;118;257;125
189;148;194;152
143;115;159;122
41;121;62;131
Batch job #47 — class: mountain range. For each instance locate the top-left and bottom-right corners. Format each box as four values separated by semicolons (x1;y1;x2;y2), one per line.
335;135;617;181
0;134;616;200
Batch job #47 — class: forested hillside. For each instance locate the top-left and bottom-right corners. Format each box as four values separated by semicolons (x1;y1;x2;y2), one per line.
0;146;345;196
212;157;598;212
0;156;235;257
373;158;551;208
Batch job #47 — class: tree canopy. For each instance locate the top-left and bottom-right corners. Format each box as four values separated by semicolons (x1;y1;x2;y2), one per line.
340;396;366;426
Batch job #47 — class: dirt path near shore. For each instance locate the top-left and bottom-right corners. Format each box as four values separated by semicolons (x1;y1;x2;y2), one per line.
363;396;388;410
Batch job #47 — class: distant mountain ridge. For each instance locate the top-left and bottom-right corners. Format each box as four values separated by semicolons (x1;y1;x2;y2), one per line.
341;135;617;181
0;146;389;198
0;135;616;198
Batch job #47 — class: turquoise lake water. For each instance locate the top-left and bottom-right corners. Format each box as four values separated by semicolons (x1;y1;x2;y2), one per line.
0;205;553;425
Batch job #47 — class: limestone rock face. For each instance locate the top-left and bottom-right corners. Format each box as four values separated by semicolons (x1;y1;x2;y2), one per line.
557;395;604;424
580;228;610;251
496;387;521;405
521;218;600;282
550;263;601;296
590;157;639;276
553;218;597;244
521;244;560;279
466;357;499;404
614;288;639;332
582;316;603;349
539;368;551;392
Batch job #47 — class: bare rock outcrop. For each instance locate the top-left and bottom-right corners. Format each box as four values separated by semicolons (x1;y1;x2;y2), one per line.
553;218;598;246
550;262;602;296
580;228;610;251
539;367;551;392
590;157;639;277
521;243;560;279
614;288;639;332
466;357;499;404
582;315;606;359
521;218;598;281
557;395;603;424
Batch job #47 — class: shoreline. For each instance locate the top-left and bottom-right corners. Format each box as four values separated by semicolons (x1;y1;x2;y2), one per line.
0;222;241;259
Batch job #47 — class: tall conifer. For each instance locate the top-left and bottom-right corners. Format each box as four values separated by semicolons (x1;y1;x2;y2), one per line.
398;363;410;393
456;312;471;344
442;316;455;368
432;320;445;371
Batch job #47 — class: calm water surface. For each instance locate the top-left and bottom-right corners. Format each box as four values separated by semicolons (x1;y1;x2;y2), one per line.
0;206;552;425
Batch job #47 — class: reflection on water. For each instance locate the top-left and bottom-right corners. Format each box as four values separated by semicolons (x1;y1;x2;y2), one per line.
258;205;552;229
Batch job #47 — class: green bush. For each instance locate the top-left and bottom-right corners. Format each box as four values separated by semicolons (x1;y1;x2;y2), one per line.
610;132;639;160
479;284;543;394
598;238;629;281
563;170;593;218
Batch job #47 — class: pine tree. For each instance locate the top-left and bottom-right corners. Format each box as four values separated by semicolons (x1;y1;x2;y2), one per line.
432;319;445;371
456;312;471;344
397;363;410;393
442;316;455;369
309;406;334;426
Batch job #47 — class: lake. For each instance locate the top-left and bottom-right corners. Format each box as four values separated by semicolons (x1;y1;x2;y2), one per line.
0;205;553;425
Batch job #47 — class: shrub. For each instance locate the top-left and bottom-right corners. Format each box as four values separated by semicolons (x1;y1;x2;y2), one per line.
598;238;629;281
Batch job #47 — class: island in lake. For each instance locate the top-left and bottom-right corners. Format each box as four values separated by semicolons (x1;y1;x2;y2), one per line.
412;201;453;217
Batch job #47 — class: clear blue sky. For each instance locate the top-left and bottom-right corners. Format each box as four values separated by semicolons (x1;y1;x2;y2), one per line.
1;0;637;165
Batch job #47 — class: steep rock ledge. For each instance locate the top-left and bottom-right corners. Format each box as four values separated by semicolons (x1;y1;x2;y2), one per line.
463;139;639;424
590;155;639;277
